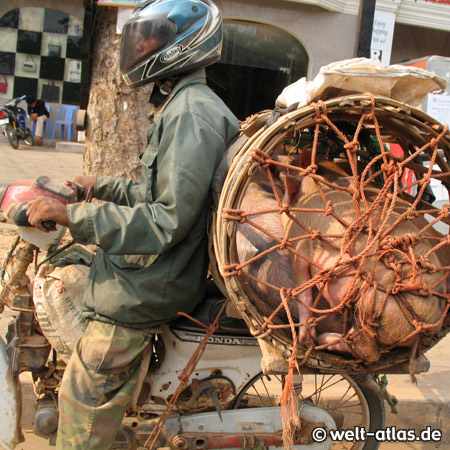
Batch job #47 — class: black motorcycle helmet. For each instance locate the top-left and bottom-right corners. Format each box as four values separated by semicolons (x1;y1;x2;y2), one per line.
120;0;222;87
25;95;36;105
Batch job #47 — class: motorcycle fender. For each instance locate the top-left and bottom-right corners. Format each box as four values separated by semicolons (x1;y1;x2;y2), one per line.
0;338;21;450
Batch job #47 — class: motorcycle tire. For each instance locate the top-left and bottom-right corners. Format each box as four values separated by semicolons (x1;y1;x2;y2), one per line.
23;128;33;146
234;372;385;450
5;125;19;149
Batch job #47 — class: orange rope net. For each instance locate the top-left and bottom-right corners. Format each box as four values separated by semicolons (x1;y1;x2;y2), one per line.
222;98;450;365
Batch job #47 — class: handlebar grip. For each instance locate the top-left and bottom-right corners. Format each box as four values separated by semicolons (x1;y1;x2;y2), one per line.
10;205;56;231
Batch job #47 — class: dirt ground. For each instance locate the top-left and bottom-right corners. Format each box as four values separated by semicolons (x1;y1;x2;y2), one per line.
0;225;55;449
0;226;16;255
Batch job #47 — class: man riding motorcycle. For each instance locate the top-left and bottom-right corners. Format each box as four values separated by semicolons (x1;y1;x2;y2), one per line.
26;1;239;448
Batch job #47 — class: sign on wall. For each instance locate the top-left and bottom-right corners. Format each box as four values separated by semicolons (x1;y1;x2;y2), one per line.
370;10;396;66
427;93;450;127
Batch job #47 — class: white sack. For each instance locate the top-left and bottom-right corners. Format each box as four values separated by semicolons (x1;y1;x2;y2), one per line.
277;57;447;109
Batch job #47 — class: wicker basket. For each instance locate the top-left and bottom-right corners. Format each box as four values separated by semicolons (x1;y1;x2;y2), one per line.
211;95;450;374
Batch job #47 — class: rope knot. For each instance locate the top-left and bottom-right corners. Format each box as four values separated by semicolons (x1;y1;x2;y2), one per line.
381;160;396;176
413;320;426;333
285;288;294;298
280;239;289;250
310;229;320;240
324;201;333;216
223;264;241;278
430;137;439;148
417;256;437;273
251;149;270;167
222;209;246;223
344;141;359;153
313;101;327;118
406;208;419;220
305;164;318;175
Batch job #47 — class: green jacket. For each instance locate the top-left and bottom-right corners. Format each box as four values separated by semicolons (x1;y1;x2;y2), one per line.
67;70;239;328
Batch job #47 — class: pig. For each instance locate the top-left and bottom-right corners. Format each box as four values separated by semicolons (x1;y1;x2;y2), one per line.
235;166;314;341
234;158;448;363
234;161;369;345
285;175;448;362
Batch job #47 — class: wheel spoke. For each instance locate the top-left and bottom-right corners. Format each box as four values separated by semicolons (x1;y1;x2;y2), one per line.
251;384;264;404
308;376;346;402
260;376;275;405
316;374;326;404
334;391;360;410
234;372;378;450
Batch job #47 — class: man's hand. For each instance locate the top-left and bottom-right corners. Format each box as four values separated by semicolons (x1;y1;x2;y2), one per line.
72;176;96;191
27;197;69;231
65;176;96;201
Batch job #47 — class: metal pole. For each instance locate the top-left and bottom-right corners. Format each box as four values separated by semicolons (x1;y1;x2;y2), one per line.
356;0;377;58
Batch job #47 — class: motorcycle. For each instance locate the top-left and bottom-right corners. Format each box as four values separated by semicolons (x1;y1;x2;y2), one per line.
0;177;429;450
0;96;33;150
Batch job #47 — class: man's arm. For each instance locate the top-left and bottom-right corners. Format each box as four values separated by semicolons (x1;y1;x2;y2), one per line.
93;175;145;206
69;170;146;206
66;110;224;255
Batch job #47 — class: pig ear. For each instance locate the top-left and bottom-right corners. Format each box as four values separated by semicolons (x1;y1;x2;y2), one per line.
280;173;301;205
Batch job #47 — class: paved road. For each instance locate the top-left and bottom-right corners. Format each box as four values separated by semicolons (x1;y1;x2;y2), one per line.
0;136;82;184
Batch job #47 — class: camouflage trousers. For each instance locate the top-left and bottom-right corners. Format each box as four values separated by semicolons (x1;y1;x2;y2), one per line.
56;320;152;450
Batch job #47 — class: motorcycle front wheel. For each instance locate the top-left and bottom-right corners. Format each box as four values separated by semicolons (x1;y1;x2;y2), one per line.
234;372;384;450
5;125;19;149
23;127;33;146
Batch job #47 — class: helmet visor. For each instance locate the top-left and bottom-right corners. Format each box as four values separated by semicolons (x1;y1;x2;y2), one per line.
120;10;177;73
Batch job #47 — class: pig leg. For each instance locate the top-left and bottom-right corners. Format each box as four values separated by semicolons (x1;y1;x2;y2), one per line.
317;333;352;353
317;275;355;354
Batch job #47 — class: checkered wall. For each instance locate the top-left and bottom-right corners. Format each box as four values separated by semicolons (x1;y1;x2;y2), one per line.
0;7;85;105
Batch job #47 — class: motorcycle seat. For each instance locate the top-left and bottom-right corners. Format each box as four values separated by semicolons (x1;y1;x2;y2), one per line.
171;281;252;337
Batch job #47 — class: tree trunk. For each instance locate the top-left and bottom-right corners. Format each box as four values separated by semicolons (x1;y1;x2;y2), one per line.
84;7;152;177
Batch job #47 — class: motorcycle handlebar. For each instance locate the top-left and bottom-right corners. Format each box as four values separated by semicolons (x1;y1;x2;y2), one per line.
5;95;27;107
8;203;57;231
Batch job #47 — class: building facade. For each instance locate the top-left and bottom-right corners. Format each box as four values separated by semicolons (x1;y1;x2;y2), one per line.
0;0;448;118
0;0;89;107
212;0;450;117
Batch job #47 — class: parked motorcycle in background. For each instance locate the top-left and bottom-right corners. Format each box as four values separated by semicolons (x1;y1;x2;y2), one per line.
0;95;33;149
